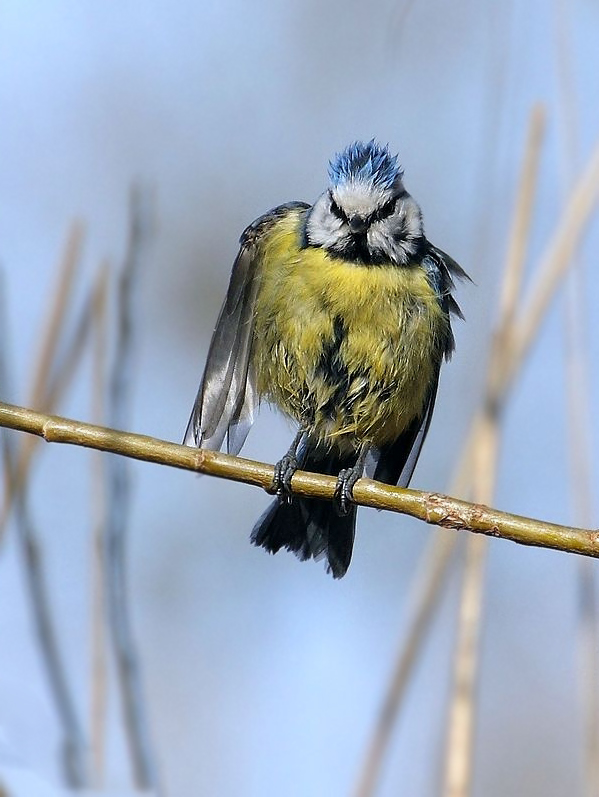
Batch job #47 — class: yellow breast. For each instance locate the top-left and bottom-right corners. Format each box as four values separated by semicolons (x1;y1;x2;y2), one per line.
252;210;449;451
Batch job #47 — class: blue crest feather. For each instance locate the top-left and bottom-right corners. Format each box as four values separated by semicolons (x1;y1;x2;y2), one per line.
328;140;403;190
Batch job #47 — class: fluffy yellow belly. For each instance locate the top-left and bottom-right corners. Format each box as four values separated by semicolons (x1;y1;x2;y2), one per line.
252;212;449;452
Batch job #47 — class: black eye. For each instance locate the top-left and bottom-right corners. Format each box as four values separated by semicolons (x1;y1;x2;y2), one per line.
373;197;397;222
329;196;346;221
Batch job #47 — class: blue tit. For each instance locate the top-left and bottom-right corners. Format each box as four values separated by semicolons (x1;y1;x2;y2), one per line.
184;140;468;578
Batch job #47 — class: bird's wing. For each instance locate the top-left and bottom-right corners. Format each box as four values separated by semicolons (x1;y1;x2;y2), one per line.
183;202;310;455
426;243;471;357
367;367;440;487
367;242;467;487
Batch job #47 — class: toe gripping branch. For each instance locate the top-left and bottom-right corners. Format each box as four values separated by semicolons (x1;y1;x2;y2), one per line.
270;431;369;516
269;427;307;502
334;443;369;516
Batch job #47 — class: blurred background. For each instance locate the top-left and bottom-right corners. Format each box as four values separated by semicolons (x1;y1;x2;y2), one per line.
1;1;599;795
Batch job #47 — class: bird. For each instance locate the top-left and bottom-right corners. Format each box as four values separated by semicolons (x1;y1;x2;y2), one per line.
184;140;468;578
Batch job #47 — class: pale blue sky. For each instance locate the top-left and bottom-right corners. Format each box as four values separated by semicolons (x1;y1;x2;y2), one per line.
1;2;598;795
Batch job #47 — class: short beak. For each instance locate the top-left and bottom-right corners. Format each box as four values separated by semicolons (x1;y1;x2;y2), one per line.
349;215;367;235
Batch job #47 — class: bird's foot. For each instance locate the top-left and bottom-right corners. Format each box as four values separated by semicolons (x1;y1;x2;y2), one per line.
267;427;307;502
334;466;362;516
270;454;299;502
334;444;369;516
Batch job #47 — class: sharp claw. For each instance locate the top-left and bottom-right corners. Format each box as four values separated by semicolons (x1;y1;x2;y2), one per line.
334;467;360;516
267;428;306;501
270;454;299;502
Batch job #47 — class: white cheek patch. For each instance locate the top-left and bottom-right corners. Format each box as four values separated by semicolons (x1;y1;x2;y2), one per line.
367;225;392;252
400;199;423;240
368;197;423;265
306;196;346;247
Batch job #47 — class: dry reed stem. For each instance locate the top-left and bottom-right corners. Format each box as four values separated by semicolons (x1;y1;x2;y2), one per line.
42;288;97;413
0;222;85;540
0;269;90;787
442;106;546;797
553;4;599;788
499;104;547;326
442;536;488;797
563;225;599;797
509;133;599;387
564;197;599;797
353;533;459;797
104;186;160;792
89;263;109;787
443;109;599;796
579;556;599;797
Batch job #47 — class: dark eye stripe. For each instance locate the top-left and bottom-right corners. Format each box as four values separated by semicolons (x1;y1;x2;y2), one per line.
329;193;400;226
329;195;347;221
371;197;397;223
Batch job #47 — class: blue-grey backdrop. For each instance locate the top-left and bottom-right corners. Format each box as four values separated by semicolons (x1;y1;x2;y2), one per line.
1;2;598;795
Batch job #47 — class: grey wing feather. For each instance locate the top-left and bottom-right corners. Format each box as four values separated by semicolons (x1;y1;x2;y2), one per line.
183;243;259;454
225;360;258;454
422;242;469;360
183;201;310;455
394;368;440;487
366;241;468;486
365;367;440;487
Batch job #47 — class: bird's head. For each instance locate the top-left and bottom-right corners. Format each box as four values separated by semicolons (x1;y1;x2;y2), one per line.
305;140;424;265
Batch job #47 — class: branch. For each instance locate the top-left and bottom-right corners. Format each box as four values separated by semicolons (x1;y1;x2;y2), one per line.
0;400;597;559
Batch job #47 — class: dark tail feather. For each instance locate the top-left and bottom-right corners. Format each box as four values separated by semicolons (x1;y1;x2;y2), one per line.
251;449;357;579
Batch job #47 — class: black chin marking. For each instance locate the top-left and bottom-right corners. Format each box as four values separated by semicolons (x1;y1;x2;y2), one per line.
327;234;389;265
